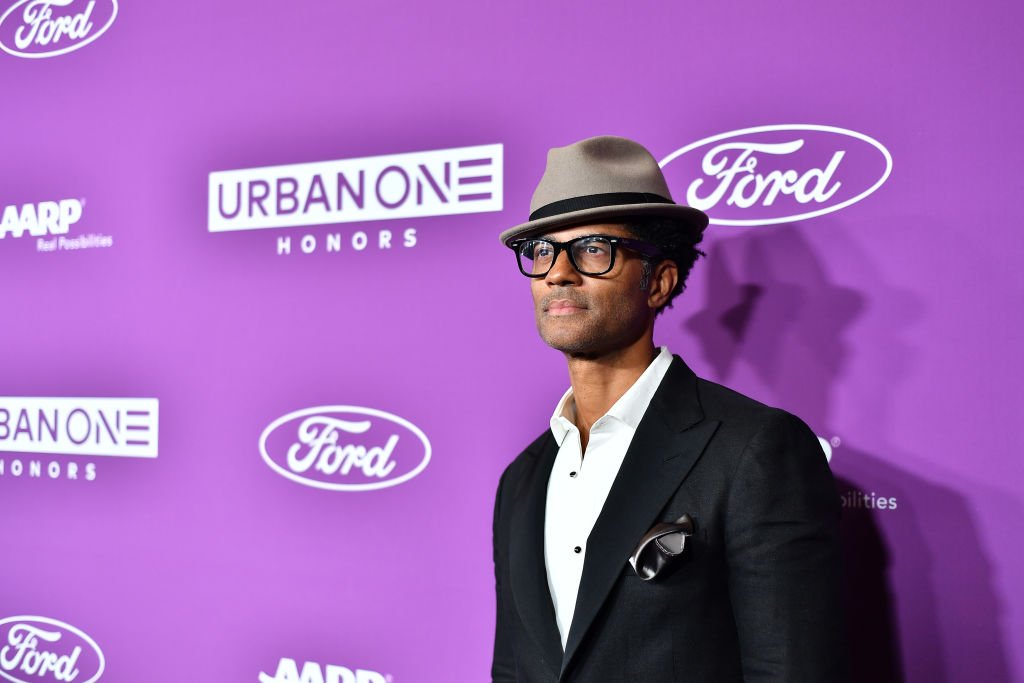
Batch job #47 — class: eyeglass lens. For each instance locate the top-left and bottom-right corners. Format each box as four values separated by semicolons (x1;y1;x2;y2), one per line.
520;237;613;276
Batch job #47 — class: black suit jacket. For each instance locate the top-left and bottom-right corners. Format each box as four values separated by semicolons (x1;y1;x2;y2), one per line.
492;356;848;682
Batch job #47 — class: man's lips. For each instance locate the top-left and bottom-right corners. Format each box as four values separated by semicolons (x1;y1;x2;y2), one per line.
544;298;588;316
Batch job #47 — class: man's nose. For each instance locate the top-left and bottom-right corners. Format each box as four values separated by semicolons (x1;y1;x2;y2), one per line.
544;248;582;286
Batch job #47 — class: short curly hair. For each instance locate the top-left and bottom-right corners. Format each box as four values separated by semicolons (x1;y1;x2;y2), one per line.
623;216;705;314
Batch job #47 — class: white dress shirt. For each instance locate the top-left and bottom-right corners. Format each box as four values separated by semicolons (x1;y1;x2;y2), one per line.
543;346;675;648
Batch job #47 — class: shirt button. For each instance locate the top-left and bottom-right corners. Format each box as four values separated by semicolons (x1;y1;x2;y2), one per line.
569;471;577;478
573;546;582;554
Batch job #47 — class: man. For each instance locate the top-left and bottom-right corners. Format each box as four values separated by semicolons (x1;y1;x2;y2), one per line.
492;136;848;682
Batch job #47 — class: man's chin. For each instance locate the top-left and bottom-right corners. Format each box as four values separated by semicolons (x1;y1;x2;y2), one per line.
538;330;604;357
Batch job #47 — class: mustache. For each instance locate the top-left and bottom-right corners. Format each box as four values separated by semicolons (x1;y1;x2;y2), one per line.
540;290;589;310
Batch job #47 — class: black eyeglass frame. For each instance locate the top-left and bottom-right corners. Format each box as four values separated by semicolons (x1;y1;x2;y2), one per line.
509;234;664;278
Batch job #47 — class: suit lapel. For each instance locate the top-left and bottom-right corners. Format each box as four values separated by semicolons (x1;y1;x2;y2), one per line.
508;432;564;679
561;357;720;677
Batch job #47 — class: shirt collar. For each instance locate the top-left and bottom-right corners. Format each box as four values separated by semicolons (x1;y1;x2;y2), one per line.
549;386;576;445
548;347;674;445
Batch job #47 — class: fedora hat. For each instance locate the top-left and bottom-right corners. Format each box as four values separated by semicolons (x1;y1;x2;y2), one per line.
499;135;708;246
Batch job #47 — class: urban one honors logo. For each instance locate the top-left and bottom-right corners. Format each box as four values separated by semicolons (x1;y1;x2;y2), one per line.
659;125;892;226
0;0;118;59
208;143;503;256
0;397;159;482
259;406;430;492
259;657;387;683
0;615;105;683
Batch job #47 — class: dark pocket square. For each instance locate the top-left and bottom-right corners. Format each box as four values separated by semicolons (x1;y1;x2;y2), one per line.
629;514;695;581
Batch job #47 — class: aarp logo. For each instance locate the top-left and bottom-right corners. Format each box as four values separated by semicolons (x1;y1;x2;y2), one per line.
660;125;892;226
0;616;105;683
259;658;387;683
0;0;117;58
260;406;431;492
0;199;82;240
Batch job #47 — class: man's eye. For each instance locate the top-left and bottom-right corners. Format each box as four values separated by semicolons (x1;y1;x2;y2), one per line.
533;244;554;259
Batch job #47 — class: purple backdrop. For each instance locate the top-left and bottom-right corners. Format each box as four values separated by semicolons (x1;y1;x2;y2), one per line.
1;1;1022;682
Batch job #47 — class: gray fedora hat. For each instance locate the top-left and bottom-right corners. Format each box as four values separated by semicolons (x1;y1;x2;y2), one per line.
499;135;708;246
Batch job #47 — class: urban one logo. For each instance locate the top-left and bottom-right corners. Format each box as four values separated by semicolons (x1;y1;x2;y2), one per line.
0;615;105;683
0;397;158;458
0;0;118;59
259;658;386;683
208;144;503;245
259;406;430;492
659;125;892;226
0;397;158;483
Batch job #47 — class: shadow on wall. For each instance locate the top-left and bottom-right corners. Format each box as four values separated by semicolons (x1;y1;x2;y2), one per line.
683;224;1011;683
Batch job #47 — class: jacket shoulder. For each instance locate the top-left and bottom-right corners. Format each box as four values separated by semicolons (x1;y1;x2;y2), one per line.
500;429;554;481
694;376;818;450
696;376;778;421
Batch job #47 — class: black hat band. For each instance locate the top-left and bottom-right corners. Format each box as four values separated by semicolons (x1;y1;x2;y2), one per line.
529;192;674;222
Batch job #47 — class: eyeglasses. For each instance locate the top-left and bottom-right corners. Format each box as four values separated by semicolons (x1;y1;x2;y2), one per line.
509;234;663;278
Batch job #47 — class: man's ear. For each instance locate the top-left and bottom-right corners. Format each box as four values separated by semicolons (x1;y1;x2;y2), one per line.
647;260;679;310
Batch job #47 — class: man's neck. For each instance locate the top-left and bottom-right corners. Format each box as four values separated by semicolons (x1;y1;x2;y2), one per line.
565;341;659;453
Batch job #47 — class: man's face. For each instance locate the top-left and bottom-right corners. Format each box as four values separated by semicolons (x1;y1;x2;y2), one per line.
530;223;655;358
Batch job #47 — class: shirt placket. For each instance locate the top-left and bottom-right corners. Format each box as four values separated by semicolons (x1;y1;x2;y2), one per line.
566;428;587;564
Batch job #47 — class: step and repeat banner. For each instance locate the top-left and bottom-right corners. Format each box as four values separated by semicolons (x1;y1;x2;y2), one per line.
1;1;1021;682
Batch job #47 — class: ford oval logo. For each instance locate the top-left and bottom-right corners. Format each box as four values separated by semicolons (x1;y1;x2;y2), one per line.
0;0;118;59
0;615;105;683
259;406;431;491
659;124;892;226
